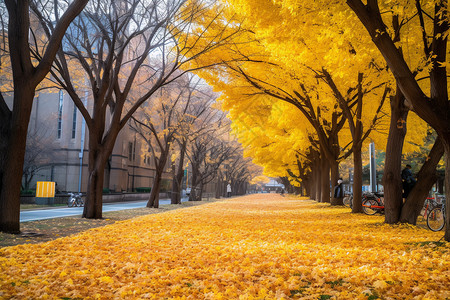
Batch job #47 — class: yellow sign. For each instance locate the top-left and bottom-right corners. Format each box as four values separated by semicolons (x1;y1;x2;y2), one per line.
36;181;55;198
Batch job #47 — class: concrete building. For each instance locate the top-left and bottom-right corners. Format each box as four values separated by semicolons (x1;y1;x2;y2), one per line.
18;90;172;194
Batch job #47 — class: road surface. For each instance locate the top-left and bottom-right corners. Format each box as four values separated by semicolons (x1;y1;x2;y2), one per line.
20;198;188;222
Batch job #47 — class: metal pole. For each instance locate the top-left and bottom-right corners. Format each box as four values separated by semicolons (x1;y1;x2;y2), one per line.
78;93;87;193
186;164;189;188
369;142;377;192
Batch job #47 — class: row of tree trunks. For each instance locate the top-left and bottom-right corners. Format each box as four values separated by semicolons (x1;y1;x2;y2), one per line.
347;0;450;241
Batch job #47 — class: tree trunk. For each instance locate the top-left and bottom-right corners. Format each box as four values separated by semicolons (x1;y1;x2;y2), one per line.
352;146;363;213
170;164;178;204
83;164;105;219
442;140;450;242
83;146;107;219
315;161;321;202
383;91;409;224
148;174;162;208
330;160;342;205
198;182;204;200
309;178;315;200
148;160;166;208
0;0;89;233
148;150;170;208
171;141;186;204
296;184;303;195
302;180;309;196
400;137;444;224
189;167;201;201
189;185;202;201
308;168;315;200
320;150;330;203
0;88;34;233
215;176;223;199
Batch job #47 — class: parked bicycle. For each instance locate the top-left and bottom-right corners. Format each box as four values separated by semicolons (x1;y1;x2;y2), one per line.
362;192;385;215
427;196;446;232
343;193;353;208
420;196;440;221
344;192;384;214
68;192;84;207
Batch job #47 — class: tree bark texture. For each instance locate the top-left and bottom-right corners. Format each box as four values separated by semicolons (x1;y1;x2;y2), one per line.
83;139;109;219
314;160;321;202
171;141;187;204
189;167;201;201
148;150;170;208
320;149;331;203
148;174;162;208
400;137;444;224
352;146;364;213
383;92;409;224
0;88;34;233
444;141;450;242
330;160;341;205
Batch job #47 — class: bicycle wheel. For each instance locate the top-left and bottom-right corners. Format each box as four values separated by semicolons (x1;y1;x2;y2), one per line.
362;199;379;215
427;207;445;231
343;196;352;208
68;199;75;207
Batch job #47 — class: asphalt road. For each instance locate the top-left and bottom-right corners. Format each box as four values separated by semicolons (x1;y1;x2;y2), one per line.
20;198;188;222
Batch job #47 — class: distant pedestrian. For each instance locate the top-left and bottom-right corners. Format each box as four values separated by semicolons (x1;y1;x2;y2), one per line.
333;178;344;204
401;164;416;198
226;183;232;197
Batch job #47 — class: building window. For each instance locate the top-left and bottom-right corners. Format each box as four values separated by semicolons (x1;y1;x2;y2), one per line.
128;142;133;161
57;90;64;139
71;104;77;139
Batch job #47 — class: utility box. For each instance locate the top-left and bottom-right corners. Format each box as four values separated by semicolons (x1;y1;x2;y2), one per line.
35;181;56;205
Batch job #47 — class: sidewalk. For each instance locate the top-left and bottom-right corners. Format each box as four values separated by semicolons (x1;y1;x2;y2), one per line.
1;198;217;248
19;198;188;222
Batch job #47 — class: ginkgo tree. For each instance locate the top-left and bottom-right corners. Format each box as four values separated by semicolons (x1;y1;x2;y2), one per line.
225;93;315;197
130;75;204;208
345;0;450;240
220;148;261;196
262;0;449;237
0;0;88;233
33;0;242;219
187;13;392;208
189;0;437;221
220;0;441;227
169;80;218;204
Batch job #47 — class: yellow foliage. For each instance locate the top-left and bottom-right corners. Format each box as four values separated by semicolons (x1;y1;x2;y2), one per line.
0;195;449;299
250;175;270;185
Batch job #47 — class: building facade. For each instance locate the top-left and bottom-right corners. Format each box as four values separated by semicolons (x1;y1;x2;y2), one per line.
15;90;172;194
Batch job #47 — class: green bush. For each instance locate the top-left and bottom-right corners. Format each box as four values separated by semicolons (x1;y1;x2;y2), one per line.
135;187;151;193
20;189;35;195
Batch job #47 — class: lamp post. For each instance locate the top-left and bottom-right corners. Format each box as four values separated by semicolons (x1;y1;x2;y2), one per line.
369;142;377;192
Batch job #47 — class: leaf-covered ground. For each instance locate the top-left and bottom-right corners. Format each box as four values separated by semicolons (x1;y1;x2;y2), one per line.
0;200;218;247
0;194;448;299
